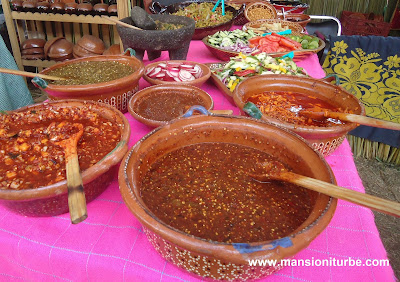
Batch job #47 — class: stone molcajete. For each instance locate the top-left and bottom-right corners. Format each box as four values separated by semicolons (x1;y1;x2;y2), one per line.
116;13;195;61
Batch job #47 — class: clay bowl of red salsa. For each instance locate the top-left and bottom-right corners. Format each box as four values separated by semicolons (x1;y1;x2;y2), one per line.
233;74;365;156
0;100;130;217
128;84;213;128
118;113;337;280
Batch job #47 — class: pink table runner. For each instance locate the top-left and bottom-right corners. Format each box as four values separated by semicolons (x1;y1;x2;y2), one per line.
0;40;396;281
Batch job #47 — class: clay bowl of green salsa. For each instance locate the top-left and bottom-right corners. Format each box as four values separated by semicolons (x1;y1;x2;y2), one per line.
32;51;144;113
118;113;337;280
150;0;244;40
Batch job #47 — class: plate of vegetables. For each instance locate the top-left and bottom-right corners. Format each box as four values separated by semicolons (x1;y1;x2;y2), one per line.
203;29;325;61
205;52;308;103
150;1;244;40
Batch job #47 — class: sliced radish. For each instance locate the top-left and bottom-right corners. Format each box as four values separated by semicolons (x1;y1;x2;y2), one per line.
147;62;202;82
179;69;195;81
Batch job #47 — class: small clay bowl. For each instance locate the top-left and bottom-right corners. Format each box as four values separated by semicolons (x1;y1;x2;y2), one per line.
65;2;78;14
76;35;105;55
48;39;74;59
93;2;109;15
50;1;65;14
77;2;93;14
11;0;24;11
36;1;50;12
44;36;64;58
103;44;121;55
22;54;45;60
22;0;38;12
21;47;45;55
107;4;117;15
72;44;97;58
128;84;214;128
22;38;46;49
143;60;211;88
278;13;311;28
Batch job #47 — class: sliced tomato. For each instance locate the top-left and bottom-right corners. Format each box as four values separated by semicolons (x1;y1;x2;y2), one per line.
234;69;256;76
265;35;280;42
279;38;298;50
248;36;263;46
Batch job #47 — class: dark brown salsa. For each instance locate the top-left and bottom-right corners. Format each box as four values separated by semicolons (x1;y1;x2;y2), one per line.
136;90;207;121
0;105;121;190
141;142;313;243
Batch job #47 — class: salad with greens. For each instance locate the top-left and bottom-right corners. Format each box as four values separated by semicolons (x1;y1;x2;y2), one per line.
213;52;308;92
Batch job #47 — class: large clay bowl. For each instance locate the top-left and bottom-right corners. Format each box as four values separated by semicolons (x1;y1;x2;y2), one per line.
233;74;365;156
128;84;214;127
119;114;337;280
117;15;195;61
33;52;144;113
0;100;130;217
150;0;243;40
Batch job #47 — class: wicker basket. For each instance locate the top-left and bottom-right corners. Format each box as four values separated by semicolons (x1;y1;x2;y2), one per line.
243;18;304;34
340;10;391;36
244;2;278;22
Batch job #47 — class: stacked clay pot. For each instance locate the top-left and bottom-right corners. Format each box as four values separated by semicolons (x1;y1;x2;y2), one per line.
21;38;46;60
44;37;74;61
73;35;106;58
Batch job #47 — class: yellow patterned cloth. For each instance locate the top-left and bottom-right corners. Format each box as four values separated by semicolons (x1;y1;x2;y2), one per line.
323;36;400;123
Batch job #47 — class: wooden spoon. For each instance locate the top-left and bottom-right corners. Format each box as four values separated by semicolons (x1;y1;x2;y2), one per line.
250;161;400;217
0;67;67;81
101;16;143;30
299;110;400;130
47;122;88;224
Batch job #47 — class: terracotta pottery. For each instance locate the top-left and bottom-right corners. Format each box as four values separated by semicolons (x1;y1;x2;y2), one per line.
11;0;24;11
233;74;365;156
21;47;45;55
22;38;46;49
107;3;117;15
44;36;64;58
76;34;106;55
278;13;311;28
47;38;74;59
116;15;195;61
103;44;122;55
93;0;108;15
143;60;211;87
118;114;337;280
50;0;65;13
36;1;50;12
22;0;38;12
33;51;145;113
77;1;93;14
73;44;96;58
0;100;130;217
65;2;78;13
128;84;214;127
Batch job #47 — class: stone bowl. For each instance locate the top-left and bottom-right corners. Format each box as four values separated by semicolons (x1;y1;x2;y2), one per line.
116;15;195;61
0;100;130;217
118;113;337;280
128;84;214;127
150;0;244;40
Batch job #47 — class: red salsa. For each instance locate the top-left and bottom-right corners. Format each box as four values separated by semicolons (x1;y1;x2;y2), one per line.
247;91;347;126
140;142;313;243
0;105;121;190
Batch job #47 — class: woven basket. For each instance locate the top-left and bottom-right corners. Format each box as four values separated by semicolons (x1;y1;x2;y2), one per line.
244;2;278;22
243;19;304;34
340;10;391;36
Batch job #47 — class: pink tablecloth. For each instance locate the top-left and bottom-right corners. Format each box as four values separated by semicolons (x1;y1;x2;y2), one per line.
0;40;396;282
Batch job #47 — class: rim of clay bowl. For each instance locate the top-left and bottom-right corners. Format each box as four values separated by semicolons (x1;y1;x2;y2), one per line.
119;114;337;265
143;60;211;87
128;84;214;127
0;99;130;201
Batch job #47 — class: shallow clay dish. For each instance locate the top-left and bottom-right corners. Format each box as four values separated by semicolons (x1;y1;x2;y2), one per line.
0;100;130;217
76;35;105;55
233;74;365;156
143;60;211;87
128;84;213;127
118;113;337;280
